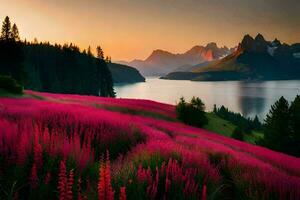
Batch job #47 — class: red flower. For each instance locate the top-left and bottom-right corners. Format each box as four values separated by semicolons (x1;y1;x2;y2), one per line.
98;161;106;200
66;169;74;200
202;185;207;200
44;172;51;185
77;178;83;200
33;131;43;169
29;163;39;189
58;160;67;200
98;151;114;200
119;187;126;200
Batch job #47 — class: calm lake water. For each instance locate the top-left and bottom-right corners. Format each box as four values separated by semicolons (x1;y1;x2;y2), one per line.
114;77;300;120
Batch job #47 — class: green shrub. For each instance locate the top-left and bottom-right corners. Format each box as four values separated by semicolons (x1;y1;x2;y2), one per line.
176;97;208;127
232;127;244;141
0;75;23;94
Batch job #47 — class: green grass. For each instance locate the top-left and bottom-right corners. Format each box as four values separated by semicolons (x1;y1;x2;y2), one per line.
204;112;263;144
0;88;23;97
244;131;264;144
204;112;236;137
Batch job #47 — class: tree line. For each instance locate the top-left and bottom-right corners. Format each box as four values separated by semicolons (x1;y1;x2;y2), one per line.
258;96;300;157
213;105;262;134
0;16;115;97
176;96;300;157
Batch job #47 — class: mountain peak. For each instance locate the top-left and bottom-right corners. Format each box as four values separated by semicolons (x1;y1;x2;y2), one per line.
255;33;266;42
240;34;268;53
254;33;268;52
147;49;174;59
206;42;218;50
184;45;205;55
240;34;255;51
272;38;281;47
152;49;172;55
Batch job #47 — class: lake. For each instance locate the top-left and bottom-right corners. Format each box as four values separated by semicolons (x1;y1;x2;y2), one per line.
114;77;300;120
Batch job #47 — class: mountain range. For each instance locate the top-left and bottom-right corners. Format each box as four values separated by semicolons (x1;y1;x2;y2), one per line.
162;34;300;81
118;43;233;76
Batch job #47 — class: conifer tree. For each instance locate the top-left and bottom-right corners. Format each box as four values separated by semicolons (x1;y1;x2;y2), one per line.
261;97;291;152
0;16;24;84
1;16;12;41
87;46;93;57
11;23;20;41
96;46;104;59
289;95;300;156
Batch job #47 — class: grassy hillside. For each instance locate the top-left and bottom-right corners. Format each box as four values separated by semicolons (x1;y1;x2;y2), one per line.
204;112;236;137
204;112;262;144
0;88;22;97
0;91;299;199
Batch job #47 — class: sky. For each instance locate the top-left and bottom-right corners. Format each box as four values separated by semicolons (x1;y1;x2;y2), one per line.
1;0;300;61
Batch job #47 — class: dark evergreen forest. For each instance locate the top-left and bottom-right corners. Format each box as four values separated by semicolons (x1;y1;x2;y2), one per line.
0;16;115;97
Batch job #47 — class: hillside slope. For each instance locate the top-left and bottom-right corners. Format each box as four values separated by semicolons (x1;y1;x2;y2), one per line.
0;91;299;199
108;63;145;83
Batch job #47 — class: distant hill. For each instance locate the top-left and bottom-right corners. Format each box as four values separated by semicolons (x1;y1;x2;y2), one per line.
107;63;145;83
119;43;233;76
162;34;300;81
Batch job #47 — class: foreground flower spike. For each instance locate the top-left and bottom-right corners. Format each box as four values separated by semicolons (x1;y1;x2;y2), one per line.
66;169;74;200
98;160;106;200
119;187;126;200
29;163;38;189
33;129;43;169
58;160;67;200
44;172;51;185
105;151;114;200
98;151;114;200
17;134;28;165
202;185;207;200
77;177;83;200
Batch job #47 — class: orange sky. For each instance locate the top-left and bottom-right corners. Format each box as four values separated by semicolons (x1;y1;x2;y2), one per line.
1;0;299;61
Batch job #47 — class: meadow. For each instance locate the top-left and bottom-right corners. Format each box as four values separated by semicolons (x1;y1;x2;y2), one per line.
0;90;299;200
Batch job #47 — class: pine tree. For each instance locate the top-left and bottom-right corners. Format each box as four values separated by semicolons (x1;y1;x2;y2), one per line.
87;46;93;57
97;59;115;97
191;96;205;111
96;46;104;59
33;37;38;44
213;104;217;113
252;115;262;130
261;97;291;152
0;16;25;84
11;23;20;41
1;16;12;41
289;95;300;156
105;56;112;63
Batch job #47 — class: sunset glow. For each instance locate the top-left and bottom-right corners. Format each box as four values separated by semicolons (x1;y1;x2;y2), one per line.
1;0;300;61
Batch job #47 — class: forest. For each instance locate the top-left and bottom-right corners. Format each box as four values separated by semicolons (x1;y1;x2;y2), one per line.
0;16;115;97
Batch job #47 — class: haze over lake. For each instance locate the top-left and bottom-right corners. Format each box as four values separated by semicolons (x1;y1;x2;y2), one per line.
115;77;300;120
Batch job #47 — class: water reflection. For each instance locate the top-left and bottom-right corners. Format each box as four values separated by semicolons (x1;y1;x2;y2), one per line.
237;82;266;119
115;78;300;120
